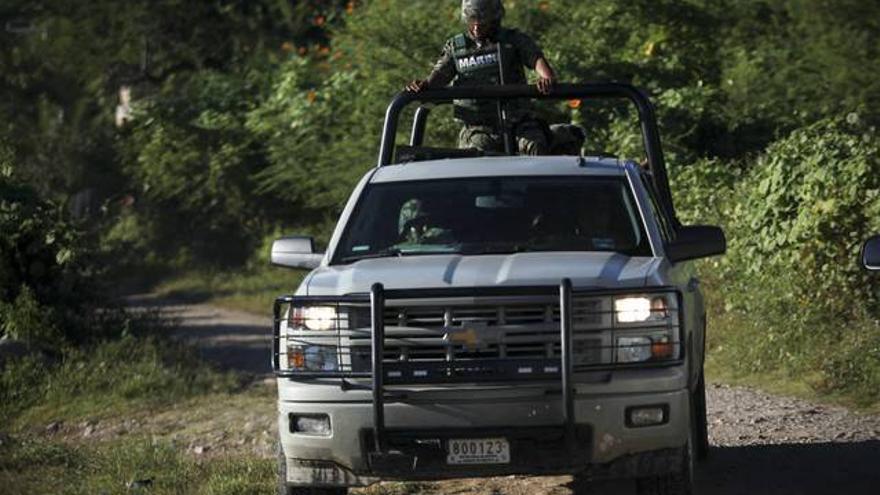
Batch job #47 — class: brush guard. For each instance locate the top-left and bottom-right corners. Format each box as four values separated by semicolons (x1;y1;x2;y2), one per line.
272;280;684;475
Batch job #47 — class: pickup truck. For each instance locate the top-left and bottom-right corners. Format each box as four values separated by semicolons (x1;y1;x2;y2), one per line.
270;84;726;495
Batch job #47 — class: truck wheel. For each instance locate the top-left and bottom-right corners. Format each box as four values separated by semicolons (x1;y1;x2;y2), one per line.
277;445;347;495
635;403;696;495
693;373;710;461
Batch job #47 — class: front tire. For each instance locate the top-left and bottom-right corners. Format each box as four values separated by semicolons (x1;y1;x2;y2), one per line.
692;374;710;461
635;396;696;495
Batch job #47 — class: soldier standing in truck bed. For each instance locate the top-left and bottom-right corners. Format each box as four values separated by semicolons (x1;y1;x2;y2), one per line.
406;0;557;155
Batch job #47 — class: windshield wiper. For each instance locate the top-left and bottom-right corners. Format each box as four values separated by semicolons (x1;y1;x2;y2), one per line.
459;241;529;255
339;246;461;263
339;247;405;263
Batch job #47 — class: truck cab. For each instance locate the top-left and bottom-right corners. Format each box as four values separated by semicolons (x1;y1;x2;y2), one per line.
270;84;725;495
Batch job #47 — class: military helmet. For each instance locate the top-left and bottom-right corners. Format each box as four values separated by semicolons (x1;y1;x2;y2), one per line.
549;124;587;155
461;0;505;24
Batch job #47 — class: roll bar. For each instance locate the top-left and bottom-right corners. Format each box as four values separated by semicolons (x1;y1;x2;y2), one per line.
378;82;678;226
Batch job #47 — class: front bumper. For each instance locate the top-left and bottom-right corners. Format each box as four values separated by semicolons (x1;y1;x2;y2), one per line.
278;384;689;487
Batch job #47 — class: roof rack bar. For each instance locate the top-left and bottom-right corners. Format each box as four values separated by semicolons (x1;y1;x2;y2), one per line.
409;106;431;146
377;83;677;226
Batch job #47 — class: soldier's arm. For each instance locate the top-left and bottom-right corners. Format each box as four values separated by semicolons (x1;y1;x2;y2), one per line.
513;30;556;94
534;57;556;95
407;42;456;92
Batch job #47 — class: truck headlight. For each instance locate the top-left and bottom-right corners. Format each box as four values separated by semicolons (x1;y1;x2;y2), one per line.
290;306;339;331
616;334;675;363
286;344;339;372
616;336;652;363
614;296;669;323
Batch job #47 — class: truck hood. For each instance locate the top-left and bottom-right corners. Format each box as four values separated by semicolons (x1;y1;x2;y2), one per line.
304;252;659;295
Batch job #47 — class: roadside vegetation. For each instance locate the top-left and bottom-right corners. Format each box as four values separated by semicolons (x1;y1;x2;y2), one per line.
0;146;272;492
0;435;275;495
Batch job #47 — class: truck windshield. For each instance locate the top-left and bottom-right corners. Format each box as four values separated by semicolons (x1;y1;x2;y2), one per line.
334;176;651;264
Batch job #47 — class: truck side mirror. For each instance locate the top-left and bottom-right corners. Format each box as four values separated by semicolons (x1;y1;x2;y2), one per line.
271;236;324;269
666;225;726;263
861;235;880;271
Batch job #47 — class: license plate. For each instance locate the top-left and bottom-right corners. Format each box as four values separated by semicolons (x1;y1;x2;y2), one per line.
446;438;510;465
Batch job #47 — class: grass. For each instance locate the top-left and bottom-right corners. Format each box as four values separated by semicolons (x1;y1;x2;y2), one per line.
0;324;283;494
701;276;880;413
153;265;307;315
0;435;276;495
1;336;243;429
0;432;437;495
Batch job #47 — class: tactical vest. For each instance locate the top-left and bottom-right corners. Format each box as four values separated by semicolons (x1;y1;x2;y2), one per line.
451;30;527;126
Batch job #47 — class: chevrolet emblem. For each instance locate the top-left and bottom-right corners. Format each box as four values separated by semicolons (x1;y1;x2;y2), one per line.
443;322;496;351
443;328;481;350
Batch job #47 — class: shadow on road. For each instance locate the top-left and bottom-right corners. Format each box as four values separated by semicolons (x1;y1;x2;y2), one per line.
697;441;880;495
126;295;273;377
172;322;272;376
193;343;270;376
569;441;880;494
172;322;270;340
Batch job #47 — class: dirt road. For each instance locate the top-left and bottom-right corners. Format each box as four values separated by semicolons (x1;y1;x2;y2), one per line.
142;297;880;494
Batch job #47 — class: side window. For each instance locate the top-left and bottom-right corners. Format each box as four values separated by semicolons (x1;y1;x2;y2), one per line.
642;174;676;242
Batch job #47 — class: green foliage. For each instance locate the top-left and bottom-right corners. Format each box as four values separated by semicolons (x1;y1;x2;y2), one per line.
121;68;275;265
693;116;880;403
668;158;740;226
249;1;461;213
0;286;61;343
533;0;723;162
724;116;880;317
817;318;880;403
249;61;372;212
1;0;351;266
0;157;112;346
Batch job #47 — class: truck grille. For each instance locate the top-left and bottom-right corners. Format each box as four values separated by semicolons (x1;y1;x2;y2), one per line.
347;297;609;371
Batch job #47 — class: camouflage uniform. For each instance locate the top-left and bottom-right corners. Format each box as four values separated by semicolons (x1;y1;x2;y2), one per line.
427;28;550;155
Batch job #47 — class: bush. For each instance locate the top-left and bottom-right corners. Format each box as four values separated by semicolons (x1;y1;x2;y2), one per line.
723;115;880;318
0;155;110;347
690;115;880;402
119;69;276;267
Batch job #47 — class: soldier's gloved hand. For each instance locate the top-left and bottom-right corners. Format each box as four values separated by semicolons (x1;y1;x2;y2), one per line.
536;76;555;95
406;80;428;93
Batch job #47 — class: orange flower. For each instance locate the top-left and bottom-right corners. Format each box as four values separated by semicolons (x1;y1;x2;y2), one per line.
281;41;294;53
567;99;582;109
346;1;355;14
307;90;317;103
319;46;331;55
314;15;325;26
